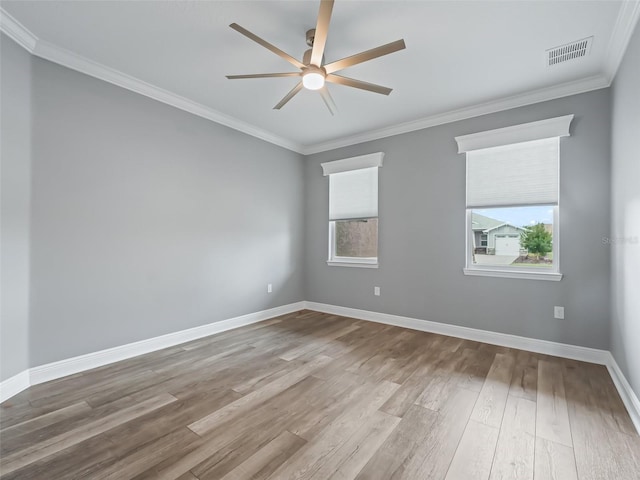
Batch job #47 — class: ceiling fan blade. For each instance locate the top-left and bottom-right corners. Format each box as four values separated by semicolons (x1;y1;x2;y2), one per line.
319;86;337;115
323;39;406;74
274;82;304;110
310;0;334;67
226;72;302;79
326;74;393;95
230;23;305;69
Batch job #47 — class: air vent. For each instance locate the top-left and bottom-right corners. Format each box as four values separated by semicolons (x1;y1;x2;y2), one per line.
546;37;593;66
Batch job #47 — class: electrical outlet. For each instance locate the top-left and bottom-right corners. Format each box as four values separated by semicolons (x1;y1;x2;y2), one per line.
374;286;381;296
267;283;273;293
554;306;564;319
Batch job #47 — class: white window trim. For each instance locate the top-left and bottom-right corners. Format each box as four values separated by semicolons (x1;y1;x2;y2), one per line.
464;207;562;281
324;153;383;268
327;220;379;268
457;116;571;281
321;152;384;175
454;115;573;153
327;260;379;268
463;268;562;281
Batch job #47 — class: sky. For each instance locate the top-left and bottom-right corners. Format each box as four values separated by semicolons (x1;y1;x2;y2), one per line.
475;206;553;228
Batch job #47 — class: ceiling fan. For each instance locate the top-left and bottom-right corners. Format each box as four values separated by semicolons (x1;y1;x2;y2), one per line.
226;0;406;114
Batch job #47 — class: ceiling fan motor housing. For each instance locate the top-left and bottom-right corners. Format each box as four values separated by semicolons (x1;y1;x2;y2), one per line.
226;0;406;111
306;28;316;47
304;30;324;67
303;48;325;67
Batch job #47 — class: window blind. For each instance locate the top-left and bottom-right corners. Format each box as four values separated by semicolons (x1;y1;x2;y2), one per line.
329;167;378;220
466;137;559;208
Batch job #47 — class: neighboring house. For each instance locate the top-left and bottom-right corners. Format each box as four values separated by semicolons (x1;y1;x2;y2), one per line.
471;213;527;255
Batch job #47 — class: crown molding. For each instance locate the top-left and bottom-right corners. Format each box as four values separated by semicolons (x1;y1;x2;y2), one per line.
603;0;640;82
0;7;37;51
0;7;304;154
30;40;305;154
301;74;610;155
2;3;637;156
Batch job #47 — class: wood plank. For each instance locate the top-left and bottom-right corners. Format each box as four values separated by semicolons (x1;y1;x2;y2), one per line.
415;347;484;411
584;363;638;436
95;427;202;480
534;437;578;480
0;401;92;439
188;355;333;436
2;312;638;479
457;348;496;393
0;429;120;480
307;410;400;479
0;393;176;475
571;410;640;479
345;330;416;378
278;323;361;361
230;357;306;395
27;368;163;410
218;431;306;480
288;371;372;441
470;353;516;428
509;350;538;401
176;472;199;480
536;360;572;447
358;387;478;480
316;322;391;360
190;377;341;479
378;336;448;417
150;376;328;478
444;419;500;480
265;381;399;479
398;387;480;479
375;332;437;385
489;395;536;480
355;403;439;479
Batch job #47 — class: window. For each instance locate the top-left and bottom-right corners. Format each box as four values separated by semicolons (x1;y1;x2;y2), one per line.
455;115;574;281
321;152;383;267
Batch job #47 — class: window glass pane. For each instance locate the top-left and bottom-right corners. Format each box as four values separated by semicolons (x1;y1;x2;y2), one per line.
335;218;378;258
471;206;553;268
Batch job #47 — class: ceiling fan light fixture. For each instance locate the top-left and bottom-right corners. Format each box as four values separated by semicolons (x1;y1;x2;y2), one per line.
302;68;325;90
227;0;406;111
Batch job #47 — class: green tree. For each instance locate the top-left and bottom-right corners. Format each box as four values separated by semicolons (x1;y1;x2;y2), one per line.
520;223;552;259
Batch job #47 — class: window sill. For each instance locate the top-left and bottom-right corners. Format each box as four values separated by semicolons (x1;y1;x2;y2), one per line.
327;260;379;269
463;268;562;281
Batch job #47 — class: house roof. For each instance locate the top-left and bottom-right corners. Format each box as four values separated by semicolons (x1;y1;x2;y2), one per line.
471;213;526;233
484;223;526;233
471;213;504;231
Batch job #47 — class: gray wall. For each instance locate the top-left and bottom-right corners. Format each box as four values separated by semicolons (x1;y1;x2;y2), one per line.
611;25;640;398
28;56;305;367
0;35;31;382
305;89;612;349
0;28;626;377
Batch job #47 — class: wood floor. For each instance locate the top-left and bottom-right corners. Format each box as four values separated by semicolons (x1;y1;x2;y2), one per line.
1;310;638;479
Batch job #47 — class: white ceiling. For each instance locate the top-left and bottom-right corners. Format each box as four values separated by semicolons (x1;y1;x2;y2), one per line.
1;1;638;153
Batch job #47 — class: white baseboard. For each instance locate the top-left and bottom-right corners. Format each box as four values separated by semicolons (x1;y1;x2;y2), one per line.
304;302;610;364
605;352;640;435
0;370;30;403
304;301;639;434
0;301;305;402
2;299;638;435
